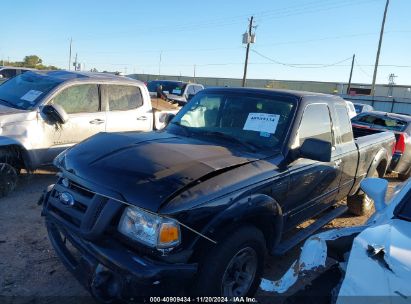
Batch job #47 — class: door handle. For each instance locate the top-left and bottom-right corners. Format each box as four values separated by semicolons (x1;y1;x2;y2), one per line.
137;116;148;121
89;118;105;125
334;159;342;168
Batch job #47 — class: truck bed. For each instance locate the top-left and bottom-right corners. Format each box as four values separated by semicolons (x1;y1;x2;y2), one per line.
151;97;181;130
351;130;395;194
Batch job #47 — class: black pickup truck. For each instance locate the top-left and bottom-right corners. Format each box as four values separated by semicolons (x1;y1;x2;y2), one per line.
41;88;395;301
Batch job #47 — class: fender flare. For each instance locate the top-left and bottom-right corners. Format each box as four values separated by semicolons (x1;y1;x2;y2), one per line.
189;193;284;252
367;147;389;178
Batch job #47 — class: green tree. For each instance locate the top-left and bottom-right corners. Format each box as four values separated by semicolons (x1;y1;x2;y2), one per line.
23;55;42;68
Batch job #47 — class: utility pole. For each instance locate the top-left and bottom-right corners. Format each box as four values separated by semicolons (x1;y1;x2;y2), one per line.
388;73;397;97
347;54;355;94
193;64;196;81
74;53;78;71
242;16;255;87
68;38;72;70
371;0;390;99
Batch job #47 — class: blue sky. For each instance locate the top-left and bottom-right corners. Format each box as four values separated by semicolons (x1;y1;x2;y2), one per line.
2;0;411;84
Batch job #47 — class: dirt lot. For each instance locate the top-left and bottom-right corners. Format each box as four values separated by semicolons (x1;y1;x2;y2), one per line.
0;171;401;303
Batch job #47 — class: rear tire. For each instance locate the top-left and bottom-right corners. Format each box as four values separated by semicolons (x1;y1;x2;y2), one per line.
191;225;265;297
347;169;378;216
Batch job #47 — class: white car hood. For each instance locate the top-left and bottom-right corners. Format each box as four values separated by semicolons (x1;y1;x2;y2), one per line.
337;219;411;301
0;104;36;126
0;104;26;115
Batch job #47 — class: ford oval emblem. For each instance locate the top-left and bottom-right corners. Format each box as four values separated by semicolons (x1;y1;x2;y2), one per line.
59;192;75;207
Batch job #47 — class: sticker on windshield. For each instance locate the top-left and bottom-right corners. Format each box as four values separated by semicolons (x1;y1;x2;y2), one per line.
21;90;43;102
243;113;280;134
172;89;182;95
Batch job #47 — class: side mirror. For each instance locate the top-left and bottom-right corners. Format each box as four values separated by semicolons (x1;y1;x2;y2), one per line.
360;178;388;212
299;138;332;162
42;104;69;124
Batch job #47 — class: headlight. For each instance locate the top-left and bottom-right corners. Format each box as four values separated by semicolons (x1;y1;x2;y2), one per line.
118;206;180;249
53;149;68;169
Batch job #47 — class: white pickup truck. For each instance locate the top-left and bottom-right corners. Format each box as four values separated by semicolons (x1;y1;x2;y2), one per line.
0;70;179;196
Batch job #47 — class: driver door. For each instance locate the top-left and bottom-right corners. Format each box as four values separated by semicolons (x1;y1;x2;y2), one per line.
41;83;106;163
284;103;342;229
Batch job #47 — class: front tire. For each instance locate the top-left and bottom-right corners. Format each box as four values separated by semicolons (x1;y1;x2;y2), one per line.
192;225;265;297
0;162;18;197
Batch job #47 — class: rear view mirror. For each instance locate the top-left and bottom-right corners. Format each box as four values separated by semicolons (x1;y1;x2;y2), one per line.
360;178;388;211
42;104;69;124
299;138;332;162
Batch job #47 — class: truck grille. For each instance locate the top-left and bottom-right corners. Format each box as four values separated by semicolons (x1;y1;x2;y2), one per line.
46;176;123;239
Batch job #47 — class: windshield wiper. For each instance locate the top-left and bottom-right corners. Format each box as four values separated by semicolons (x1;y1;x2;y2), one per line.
200;131;259;152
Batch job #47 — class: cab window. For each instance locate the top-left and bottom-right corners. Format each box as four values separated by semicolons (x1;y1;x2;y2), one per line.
50;84;99;114
298;104;333;146
335;104;354;143
103;85;143;111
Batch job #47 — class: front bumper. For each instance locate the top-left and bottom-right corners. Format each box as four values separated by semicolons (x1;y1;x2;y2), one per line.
42;182;197;302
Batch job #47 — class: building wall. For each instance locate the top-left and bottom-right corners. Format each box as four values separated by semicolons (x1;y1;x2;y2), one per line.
129;73;411;114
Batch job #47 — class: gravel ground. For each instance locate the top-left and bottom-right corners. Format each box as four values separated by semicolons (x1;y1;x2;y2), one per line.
0;171;401;303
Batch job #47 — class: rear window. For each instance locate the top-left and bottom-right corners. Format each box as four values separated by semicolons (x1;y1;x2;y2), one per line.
147;81;186;96
352;114;408;132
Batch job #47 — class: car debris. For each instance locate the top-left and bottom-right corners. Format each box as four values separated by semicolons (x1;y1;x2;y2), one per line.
260;177;411;302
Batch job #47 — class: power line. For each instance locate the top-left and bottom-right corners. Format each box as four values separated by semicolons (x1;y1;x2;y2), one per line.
251;49;352;68
36;0;381;44
354;57;372;78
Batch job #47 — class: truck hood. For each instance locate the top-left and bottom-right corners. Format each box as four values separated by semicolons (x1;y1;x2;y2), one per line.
59;131;261;212
0;104;35;124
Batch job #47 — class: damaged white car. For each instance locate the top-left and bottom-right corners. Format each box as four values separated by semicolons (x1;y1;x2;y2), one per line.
260;177;411;303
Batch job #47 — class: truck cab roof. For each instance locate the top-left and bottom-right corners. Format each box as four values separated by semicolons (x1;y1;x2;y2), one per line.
27;70;142;85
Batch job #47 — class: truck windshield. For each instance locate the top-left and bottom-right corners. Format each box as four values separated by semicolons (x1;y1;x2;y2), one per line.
147;81;186;96
0;71;62;110
352;114;408;132
168;92;296;150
